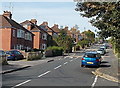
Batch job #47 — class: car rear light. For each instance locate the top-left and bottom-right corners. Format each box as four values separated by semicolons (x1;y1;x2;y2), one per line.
11;54;15;56
82;58;84;60
96;59;99;62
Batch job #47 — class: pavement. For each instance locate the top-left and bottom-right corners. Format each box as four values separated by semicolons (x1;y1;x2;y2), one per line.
0;53;75;74
1;48;119;83
92;49;120;83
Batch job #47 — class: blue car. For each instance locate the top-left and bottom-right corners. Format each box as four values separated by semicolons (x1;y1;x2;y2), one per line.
6;50;24;61
81;52;102;67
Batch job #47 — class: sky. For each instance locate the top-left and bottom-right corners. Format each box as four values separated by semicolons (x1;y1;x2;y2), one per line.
1;1;98;33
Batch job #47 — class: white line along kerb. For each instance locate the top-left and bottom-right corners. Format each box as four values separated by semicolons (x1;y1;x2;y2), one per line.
54;65;62;70
91;75;98;88
12;80;31;88
38;71;51;77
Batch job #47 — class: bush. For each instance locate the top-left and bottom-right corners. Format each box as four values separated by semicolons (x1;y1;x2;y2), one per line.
0;56;8;65
46;46;63;57
27;52;43;61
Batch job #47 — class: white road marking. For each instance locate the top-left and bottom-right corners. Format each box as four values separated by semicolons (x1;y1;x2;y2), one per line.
54;65;62;70
70;60;73;62
70;57;73;58
91;75;98;88
64;57;67;59
38;71;51;77
64;62;68;65
12;80;31;88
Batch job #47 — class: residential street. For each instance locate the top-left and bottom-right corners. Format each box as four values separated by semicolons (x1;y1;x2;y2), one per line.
2;44;119;88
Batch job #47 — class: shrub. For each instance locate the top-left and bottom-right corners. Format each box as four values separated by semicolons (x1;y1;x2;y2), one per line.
46;46;63;57
27;52;43;61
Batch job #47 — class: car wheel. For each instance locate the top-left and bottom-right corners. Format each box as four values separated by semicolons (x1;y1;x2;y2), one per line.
81;65;84;67
14;57;17;61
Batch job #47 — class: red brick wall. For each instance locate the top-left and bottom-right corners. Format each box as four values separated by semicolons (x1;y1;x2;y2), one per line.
1;28;12;50
32;32;40;49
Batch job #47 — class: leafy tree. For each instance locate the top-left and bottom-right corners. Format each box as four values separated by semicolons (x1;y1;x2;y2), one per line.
82;30;95;43
54;29;74;53
75;1;120;56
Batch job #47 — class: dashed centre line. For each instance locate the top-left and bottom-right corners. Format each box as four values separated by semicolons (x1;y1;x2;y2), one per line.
64;62;68;65
12;80;31;88
38;71;51;77
54;65;62;69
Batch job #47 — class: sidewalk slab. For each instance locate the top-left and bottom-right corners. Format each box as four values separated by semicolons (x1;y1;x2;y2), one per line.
92;49;119;83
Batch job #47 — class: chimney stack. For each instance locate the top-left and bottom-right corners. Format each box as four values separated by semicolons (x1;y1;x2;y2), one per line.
31;19;37;25
42;22;48;26
3;11;12;19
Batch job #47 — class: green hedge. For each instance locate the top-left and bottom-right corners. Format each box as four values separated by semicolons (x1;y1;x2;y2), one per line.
0;56;8;65
46;46;63;56
27;52;43;61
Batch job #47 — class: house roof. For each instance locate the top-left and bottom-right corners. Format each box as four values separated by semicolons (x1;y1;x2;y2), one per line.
51;24;60;33
21;20;48;34
0;15;34;35
40;23;57;34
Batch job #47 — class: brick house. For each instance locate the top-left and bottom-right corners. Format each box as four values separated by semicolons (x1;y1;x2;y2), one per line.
40;22;58;47
51;24;60;35
62;26;82;43
0;11;34;51
21;19;48;50
40;22;57;36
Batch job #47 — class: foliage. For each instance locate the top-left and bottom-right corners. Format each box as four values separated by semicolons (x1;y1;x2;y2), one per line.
54;30;74;52
27;52;43;61
81;30;95;43
77;39;90;48
46;46;63;56
75;1;120;56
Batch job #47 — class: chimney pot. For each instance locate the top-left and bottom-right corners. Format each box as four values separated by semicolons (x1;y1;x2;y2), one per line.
3;11;12;19
31;19;37;25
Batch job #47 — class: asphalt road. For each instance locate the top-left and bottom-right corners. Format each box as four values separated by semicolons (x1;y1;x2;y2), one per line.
2;44;118;88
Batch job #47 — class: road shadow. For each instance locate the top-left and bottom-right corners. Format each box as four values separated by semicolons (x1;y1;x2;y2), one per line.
101;61;109;63
83;64;111;68
100;64;111;68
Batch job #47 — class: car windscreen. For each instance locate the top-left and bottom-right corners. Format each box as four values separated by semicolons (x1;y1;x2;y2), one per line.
98;49;103;51
0;51;6;56
84;53;96;58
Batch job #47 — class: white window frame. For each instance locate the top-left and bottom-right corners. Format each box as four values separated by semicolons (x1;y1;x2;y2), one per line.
42;33;47;40
13;30;16;37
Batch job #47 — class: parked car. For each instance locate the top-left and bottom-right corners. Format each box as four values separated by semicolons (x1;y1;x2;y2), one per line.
97;49;105;55
100;46;106;53
81;51;102;67
6;50;24;60
0;50;8;65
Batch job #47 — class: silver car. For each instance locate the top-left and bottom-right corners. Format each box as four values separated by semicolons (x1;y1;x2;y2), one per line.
97;49;105;55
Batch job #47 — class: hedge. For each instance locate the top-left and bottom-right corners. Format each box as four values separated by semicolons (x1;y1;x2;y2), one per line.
46;46;63;57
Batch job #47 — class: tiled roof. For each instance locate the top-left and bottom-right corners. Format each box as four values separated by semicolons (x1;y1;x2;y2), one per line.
51;27;60;33
0;15;34;35
21;20;48;34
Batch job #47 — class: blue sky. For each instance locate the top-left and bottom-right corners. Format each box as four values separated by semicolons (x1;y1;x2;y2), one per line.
1;2;97;33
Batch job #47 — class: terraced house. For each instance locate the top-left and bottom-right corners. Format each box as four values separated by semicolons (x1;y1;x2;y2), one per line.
0;11;34;51
21;19;48;50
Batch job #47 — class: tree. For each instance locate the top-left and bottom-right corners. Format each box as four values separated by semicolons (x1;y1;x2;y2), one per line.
75;1;120;56
82;30;95;43
54;29;74;53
